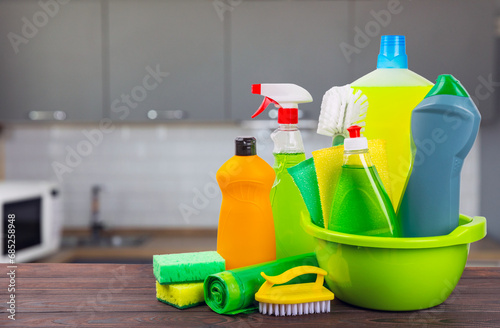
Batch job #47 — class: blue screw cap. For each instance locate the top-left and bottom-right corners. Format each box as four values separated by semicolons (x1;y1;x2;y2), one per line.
377;35;408;69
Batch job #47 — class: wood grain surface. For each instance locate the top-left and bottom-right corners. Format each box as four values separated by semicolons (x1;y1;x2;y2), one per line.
0;264;499;327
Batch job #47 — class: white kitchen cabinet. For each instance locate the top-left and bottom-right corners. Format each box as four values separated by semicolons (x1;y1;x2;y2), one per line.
107;0;225;122
0;0;103;122
351;0;495;119
229;0;352;121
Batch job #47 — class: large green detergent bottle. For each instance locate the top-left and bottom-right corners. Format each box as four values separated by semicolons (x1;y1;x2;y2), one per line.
351;35;434;211
252;83;316;259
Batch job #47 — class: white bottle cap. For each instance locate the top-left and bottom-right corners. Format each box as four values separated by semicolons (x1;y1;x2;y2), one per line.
344;137;368;151
344;125;368;151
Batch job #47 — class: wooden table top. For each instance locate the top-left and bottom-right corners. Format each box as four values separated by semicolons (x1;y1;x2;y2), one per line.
1;264;499;327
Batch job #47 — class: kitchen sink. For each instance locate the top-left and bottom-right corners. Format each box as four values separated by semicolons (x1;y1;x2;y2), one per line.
61;235;149;248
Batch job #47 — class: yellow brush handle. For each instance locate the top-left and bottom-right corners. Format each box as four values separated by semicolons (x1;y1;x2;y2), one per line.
258;266;327;295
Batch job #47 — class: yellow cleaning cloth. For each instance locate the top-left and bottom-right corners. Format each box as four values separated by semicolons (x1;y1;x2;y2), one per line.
312;139;392;229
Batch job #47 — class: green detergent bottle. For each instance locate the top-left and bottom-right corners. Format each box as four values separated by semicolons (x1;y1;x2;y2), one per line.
252;83;316;259
329;125;400;237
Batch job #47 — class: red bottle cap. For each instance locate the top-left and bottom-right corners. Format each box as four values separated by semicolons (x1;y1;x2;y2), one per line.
347;125;362;138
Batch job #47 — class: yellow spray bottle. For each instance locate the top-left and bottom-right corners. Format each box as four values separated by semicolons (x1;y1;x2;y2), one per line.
351;35;434;210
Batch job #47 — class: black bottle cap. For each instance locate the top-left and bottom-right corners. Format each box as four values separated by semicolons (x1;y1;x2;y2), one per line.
235;136;256;156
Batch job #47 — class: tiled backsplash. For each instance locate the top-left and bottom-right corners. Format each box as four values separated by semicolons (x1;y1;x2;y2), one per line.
4;124;481;228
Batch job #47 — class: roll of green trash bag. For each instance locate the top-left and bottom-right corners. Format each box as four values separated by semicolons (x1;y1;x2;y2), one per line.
204;253;319;315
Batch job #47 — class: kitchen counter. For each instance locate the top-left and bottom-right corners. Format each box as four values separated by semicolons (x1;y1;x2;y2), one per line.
37;229;218;263
1;264;500;327
38;228;500;265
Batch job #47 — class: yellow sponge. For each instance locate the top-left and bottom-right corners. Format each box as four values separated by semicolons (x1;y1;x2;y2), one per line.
312;145;343;228
312;139;392;228
368;139;392;202
156;280;204;309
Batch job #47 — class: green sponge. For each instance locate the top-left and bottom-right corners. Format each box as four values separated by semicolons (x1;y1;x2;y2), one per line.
156;280;204;309
153;251;225;285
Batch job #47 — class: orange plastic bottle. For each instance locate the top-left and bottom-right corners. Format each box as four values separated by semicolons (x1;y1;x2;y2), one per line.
216;137;276;270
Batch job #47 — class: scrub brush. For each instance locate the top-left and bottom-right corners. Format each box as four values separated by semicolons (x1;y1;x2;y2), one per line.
317;85;368;146
255;266;334;316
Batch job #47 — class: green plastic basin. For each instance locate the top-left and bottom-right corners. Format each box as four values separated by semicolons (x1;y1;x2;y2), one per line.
301;214;487;311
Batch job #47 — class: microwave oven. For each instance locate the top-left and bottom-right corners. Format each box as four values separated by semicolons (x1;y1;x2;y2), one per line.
0;181;63;263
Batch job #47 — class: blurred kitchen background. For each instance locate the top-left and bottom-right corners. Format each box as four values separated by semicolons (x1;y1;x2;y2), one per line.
0;0;499;264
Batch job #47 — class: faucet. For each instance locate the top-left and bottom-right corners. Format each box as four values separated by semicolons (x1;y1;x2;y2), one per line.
90;185;104;243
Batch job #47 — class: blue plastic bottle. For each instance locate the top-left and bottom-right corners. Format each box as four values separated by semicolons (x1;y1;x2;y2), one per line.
397;75;481;237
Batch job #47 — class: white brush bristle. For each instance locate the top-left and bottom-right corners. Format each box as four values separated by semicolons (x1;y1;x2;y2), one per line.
317;84;368;138
259;301;331;316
